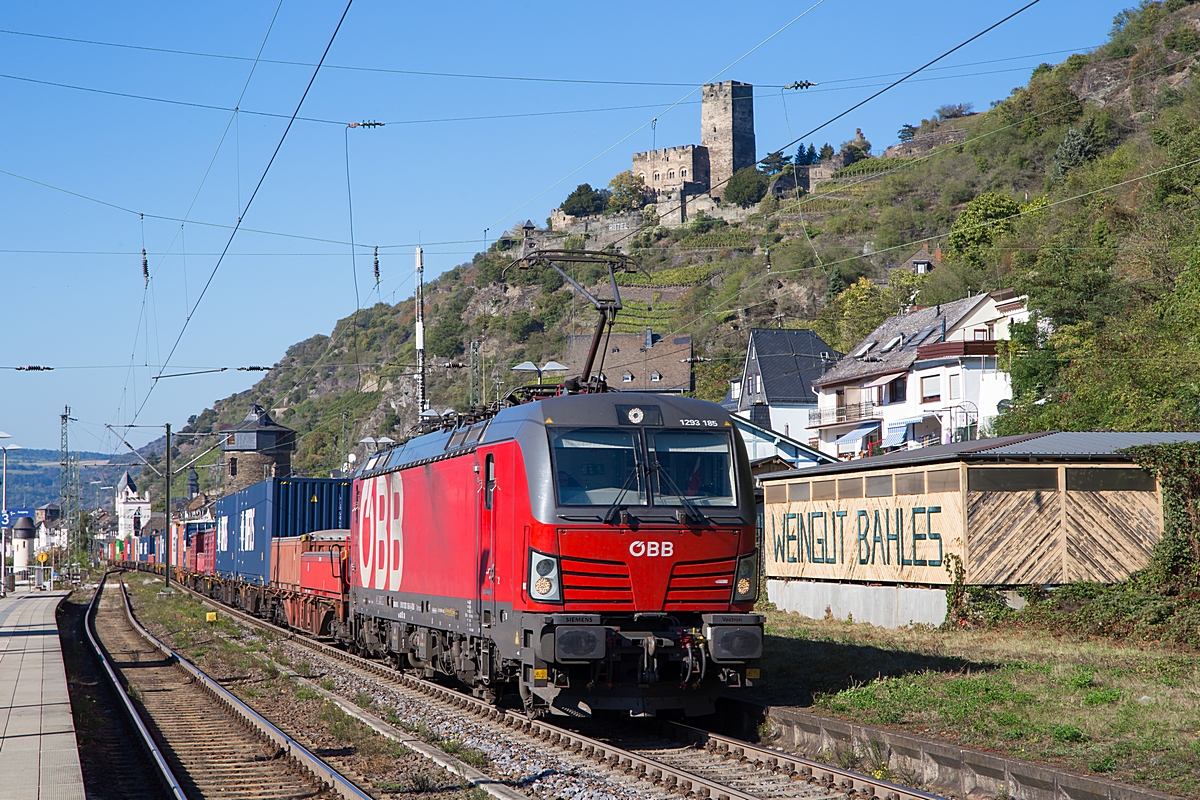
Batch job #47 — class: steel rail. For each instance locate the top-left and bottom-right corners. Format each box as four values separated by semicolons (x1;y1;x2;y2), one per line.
85;573;190;800
662;722;948;800
110;575;374;800
157;571;946;800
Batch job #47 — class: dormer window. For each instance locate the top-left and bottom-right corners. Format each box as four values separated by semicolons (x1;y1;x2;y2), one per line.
622;372;634;383
651;372;662;382
879;335;903;353
855;341;877;358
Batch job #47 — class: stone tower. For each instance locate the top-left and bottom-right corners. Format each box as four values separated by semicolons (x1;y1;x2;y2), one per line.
701;81;755;200
221;404;296;493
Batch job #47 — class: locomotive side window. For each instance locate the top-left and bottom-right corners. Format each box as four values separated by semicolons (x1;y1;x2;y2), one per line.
550;428;646;506
650;431;736;507
485;454;496;510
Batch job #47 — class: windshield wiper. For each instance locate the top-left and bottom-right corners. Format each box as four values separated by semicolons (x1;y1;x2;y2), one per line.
603;462;643;525
650;458;708;524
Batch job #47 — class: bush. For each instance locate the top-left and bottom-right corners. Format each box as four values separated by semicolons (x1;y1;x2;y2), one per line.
1164;23;1200;53
725;167;768;206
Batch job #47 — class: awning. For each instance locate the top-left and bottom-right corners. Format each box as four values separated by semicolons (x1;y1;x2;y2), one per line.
861;371;906;389
879;425;908;449
834;421;881;453
891;412;939;426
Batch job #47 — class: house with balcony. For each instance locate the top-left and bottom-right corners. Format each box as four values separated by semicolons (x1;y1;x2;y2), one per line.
723;328;839;440
808;290;1028;459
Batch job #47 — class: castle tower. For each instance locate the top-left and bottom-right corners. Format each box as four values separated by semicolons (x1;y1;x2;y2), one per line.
221;404;296;493
701;81;755;200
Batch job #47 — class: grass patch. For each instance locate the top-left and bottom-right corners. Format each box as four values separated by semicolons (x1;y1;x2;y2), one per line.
354;691;374;709
760;610;1200;796
294;685;320;701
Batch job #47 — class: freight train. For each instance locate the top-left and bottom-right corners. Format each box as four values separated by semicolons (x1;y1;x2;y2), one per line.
121;391;763;717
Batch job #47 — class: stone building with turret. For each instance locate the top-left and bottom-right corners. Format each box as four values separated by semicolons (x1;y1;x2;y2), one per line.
114;470;151;540
631;80;755;203
220;404;296;493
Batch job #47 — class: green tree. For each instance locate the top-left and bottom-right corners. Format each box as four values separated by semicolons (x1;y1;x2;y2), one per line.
947;192;1022;261
606;171;648;212
819;143;835;161
724;167;768;206
825;265;847;305
560;183;608;216
760;150;790;176
897;124;918;143
1053;118;1100;177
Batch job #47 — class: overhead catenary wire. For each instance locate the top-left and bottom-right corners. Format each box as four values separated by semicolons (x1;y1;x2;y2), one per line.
128;0;355;428
0;27;1097;89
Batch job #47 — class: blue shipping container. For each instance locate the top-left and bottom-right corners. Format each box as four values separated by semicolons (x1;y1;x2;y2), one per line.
214;478;352;585
214;493;237;579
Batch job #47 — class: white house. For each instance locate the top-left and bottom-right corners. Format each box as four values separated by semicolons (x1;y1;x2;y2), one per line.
114;470;152;540
808;290;1028;459
723;329;839;440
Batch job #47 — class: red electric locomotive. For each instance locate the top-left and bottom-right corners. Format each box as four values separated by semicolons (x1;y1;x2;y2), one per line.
346;390;763;717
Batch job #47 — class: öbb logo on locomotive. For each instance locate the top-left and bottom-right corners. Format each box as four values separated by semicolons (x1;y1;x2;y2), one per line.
152;392;764;719
628;540;673;557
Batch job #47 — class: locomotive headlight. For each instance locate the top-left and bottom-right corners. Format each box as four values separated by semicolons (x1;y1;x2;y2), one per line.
732;550;758;603
528;549;562;603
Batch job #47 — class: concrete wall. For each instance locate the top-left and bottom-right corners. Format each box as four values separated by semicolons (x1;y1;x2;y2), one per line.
701;81;755;197
767;578;948;627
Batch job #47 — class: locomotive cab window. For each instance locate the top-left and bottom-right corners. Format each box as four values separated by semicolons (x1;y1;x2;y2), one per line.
485;454;496;509
650;430;736;507
550;428;646;506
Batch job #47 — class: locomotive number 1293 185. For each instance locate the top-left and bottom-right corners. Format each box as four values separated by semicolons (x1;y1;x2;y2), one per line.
679;419;719;427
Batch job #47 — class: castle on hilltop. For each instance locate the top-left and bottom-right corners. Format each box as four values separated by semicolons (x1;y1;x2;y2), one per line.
632;81;755;202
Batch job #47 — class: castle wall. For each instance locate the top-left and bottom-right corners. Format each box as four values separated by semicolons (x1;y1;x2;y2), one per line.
631;145;709;196
883;128;967;158
701;81;755;198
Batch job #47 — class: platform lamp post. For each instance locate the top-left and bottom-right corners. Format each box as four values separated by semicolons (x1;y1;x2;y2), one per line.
0;434;22;596
511;361;569;386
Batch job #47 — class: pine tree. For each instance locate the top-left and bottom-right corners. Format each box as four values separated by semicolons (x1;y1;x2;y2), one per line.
760;150;790;176
1054;119;1099;177
806;144;818;164
819;143;835;161
825;265;847;304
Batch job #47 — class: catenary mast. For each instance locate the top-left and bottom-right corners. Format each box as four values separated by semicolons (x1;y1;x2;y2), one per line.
415;246;427;413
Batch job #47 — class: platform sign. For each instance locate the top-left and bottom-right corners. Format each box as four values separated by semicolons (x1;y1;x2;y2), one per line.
0;508;34;527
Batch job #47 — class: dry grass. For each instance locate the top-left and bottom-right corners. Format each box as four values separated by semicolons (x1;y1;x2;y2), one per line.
752;610;1200;796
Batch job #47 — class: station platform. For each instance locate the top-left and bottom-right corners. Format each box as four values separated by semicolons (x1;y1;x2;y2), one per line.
0;589;85;800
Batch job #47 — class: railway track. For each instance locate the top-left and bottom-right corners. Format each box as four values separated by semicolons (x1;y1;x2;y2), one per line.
88;573;371;800
157;573;944;800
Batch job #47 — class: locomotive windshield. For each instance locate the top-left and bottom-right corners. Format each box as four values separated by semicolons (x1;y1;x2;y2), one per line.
550;426;737;508
550;428;647;506
650;430;737;507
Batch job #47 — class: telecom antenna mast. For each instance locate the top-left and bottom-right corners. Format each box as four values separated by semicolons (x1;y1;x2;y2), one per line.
414;246;427;412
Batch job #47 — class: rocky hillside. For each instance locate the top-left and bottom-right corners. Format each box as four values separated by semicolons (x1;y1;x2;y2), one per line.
160;0;1200;498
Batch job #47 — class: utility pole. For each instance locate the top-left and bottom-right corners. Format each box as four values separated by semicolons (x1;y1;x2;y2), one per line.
59;406;78;583
415;246;428;413
164;423;171;589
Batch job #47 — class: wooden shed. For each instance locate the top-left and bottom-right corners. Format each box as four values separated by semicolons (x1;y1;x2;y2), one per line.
760;432;1200;593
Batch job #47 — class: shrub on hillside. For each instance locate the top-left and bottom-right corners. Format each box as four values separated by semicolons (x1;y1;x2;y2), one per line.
724;167;768;206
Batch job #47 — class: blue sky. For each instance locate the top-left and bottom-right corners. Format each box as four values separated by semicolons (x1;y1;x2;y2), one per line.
0;0;1132;449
